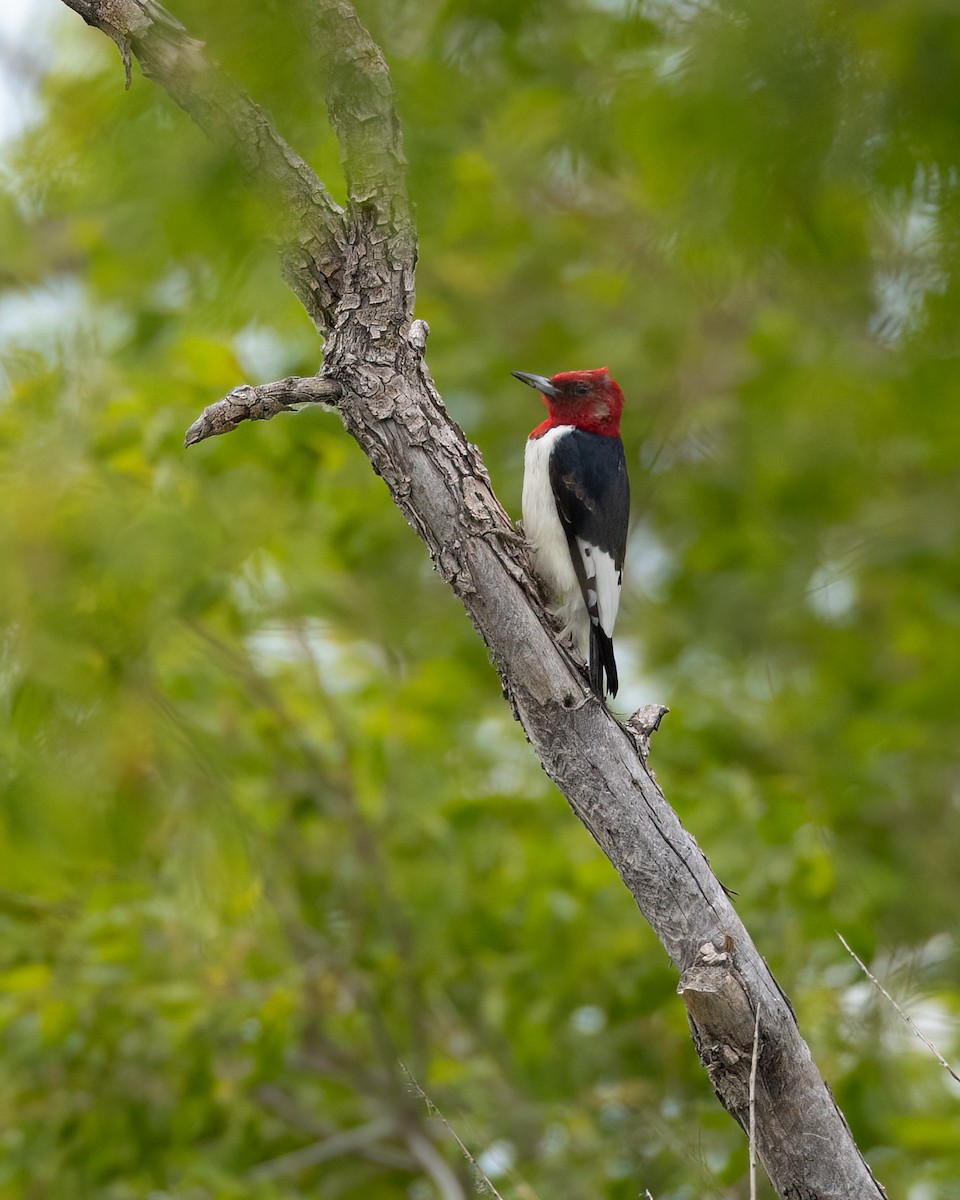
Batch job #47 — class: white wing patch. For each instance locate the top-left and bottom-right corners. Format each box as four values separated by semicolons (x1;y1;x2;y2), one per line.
576;537;621;638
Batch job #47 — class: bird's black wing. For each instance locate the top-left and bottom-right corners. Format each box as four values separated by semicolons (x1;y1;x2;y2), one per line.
548;430;630;697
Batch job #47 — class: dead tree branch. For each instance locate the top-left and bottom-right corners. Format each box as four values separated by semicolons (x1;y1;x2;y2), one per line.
57;3;887;1197
183;376;342;446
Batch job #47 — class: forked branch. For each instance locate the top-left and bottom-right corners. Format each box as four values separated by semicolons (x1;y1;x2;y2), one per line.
59;0;348;329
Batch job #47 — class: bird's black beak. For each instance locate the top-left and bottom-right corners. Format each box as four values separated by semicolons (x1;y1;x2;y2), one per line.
512;371;560;398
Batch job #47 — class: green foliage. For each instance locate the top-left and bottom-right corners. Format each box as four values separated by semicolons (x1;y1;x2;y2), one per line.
2;0;960;1195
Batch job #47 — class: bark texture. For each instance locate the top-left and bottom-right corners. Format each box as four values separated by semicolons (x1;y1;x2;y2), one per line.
58;3;887;1197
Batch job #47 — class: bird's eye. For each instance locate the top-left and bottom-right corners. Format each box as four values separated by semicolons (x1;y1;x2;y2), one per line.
573;383;589;396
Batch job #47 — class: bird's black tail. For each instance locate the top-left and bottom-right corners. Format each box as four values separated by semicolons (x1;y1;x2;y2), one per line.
589;624;618;700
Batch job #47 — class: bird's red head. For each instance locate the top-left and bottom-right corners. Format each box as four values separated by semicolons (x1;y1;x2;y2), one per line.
513;367;625;438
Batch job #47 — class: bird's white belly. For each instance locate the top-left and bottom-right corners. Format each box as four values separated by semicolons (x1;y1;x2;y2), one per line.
522;429;590;653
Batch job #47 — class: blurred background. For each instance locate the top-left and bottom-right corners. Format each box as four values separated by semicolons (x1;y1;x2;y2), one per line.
1;0;959;1196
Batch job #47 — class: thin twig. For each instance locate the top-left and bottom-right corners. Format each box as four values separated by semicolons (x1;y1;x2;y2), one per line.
400;1063;506;1200
837;932;960;1085
749;1001;761;1200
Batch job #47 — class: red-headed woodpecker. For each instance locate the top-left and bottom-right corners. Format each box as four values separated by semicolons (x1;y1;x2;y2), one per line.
513;367;630;700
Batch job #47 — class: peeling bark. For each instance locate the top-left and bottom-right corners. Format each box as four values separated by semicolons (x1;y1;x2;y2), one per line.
56;3;887;1197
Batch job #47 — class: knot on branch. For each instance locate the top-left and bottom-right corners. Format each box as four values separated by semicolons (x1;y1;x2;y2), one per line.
678;937;760;1121
407;319;429;353
624;703;669;767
